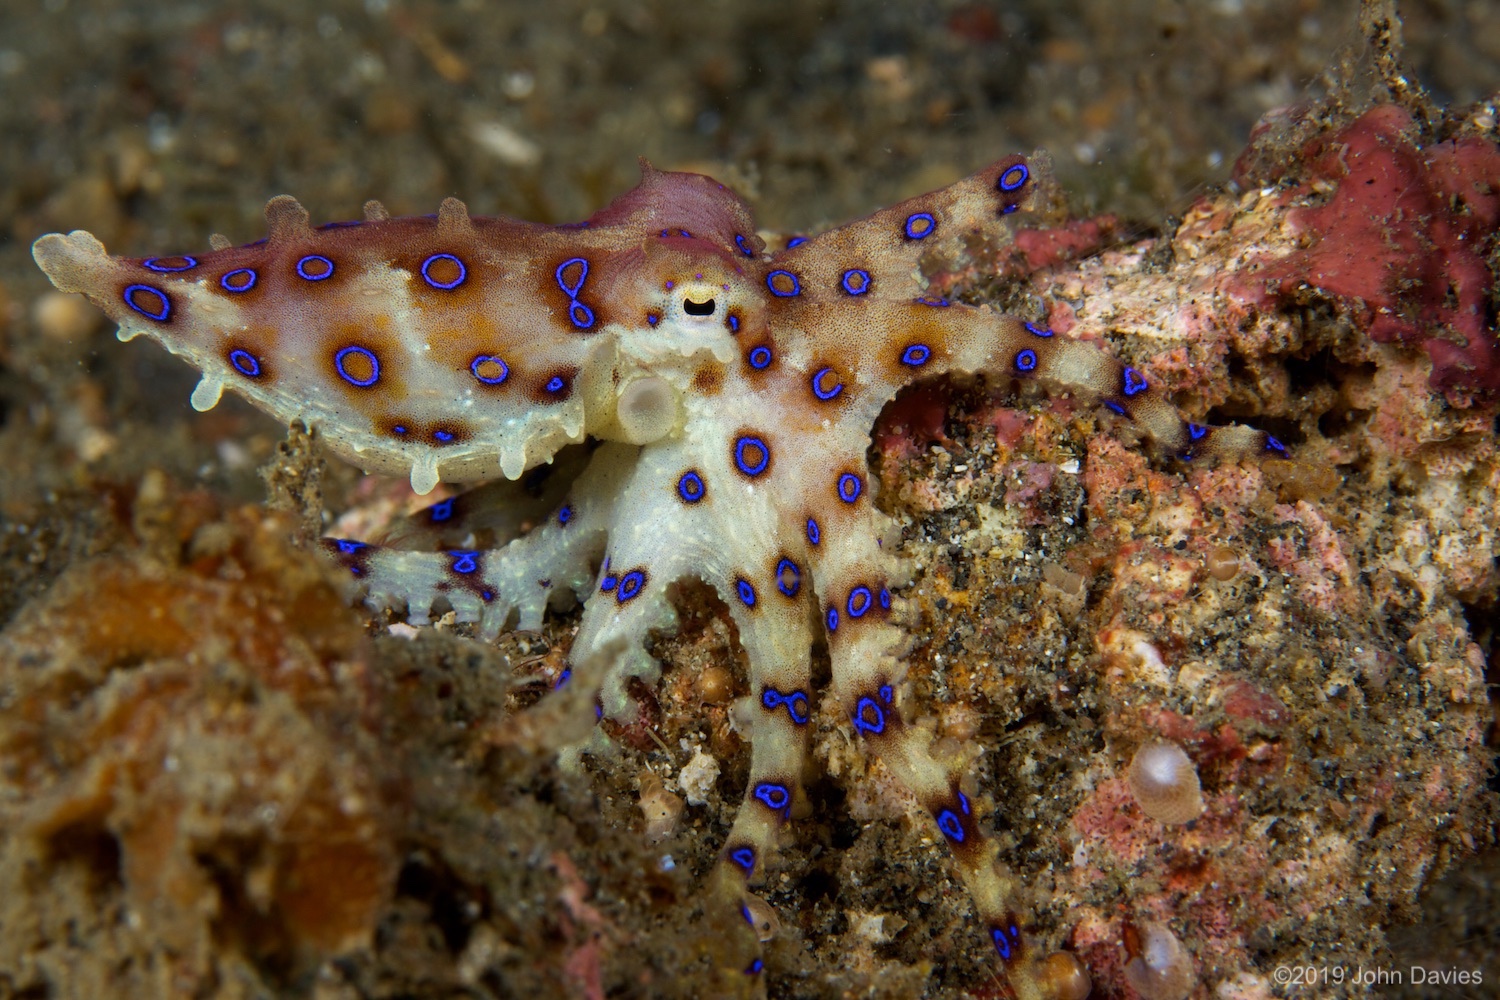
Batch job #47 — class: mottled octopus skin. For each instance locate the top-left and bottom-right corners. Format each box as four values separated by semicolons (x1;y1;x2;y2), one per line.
34;155;1283;998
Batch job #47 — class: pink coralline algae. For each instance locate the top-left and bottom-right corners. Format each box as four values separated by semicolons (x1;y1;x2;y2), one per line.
1235;104;1500;402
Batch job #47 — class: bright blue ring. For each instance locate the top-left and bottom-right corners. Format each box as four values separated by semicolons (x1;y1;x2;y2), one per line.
334;539;368;555
736;578;757;607
734;436;770;477
421;253;467;290
998;163;1029;192
450;551;479;574
555;257;589;297
545;374;567;394
735;233;754;257
937;809;965;842
142;256;197;273
811;367;843;401
826;607;839;632
900;344;931;366
852;696;884;734
569;301;595;329
434;430;454;442
766;269;801;297
677;470;705;503
730;846;755;871
1024;321;1054;338
600;574;618;592
748;345;772;370
904;212;936;239
123;284;170;321
558;505;574;525
847;586;872;618
1266;436;1288;456
1122;367;1148;396
728;315;740;333
992;928;1013;960
296;254;334;281
1104;400;1126;417
618;570;645;602
220;268;257;293
429;498;455;522
1188;423;1208;441
806;518;821;546
879;588;891;610
1015;348;1038;372
775;558;800;598
228;349;262;377
470;354;509;384
787;693;809;724
334;345;380;387
837;473;862;503
840;268;871;295
753;782;790;812
761;689;783;710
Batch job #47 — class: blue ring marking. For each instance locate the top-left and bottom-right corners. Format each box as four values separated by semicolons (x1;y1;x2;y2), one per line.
1122;366;1149;396
1265;435;1288;456
1024;321;1054;338
766;269;801;297
851;696;885;735
558;504;574;526
470;354;509;385
228;349;262;378
904;212;936;240
728;315;740;333
729;846;756;872
434;429;455;442
878;684;893;703
741;903;754;926
991;926;1020;960
555;257;589;297
752;782;790;813
786;235;807;248
1015;348;1038;372
775;558;800;598
786;692;809;725
544;374;567;394
959;791;971;814
449;551;479;574
421;252;467;290
840;268;871;295
295;254;334;281
736;578;757;607
761;689;784;711
429;498;455;522
1001;204;1019;215
142;255;197;273
1103;400;1127;417
734;436;770;477
826;607;839;632
847;586;872;618
481;588;496;602
837;473;862;503
334;345;380;387
569;301;596;329
998;163;1029;192
936;809;965;842
647;313;659;327
618;569;645;602
392;425;408;435
220;268;257;293
554;668;571;690
879;588;891;610
900;344;931;366
914;296;950;307
735;234;755;257
334;539;368;555
1188;423;1208;441
746;959;764;976
123;284;171;321
677;470;706;503
811;367;844;401
600;574;619;593
806;518;821;546
747;345;773;370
